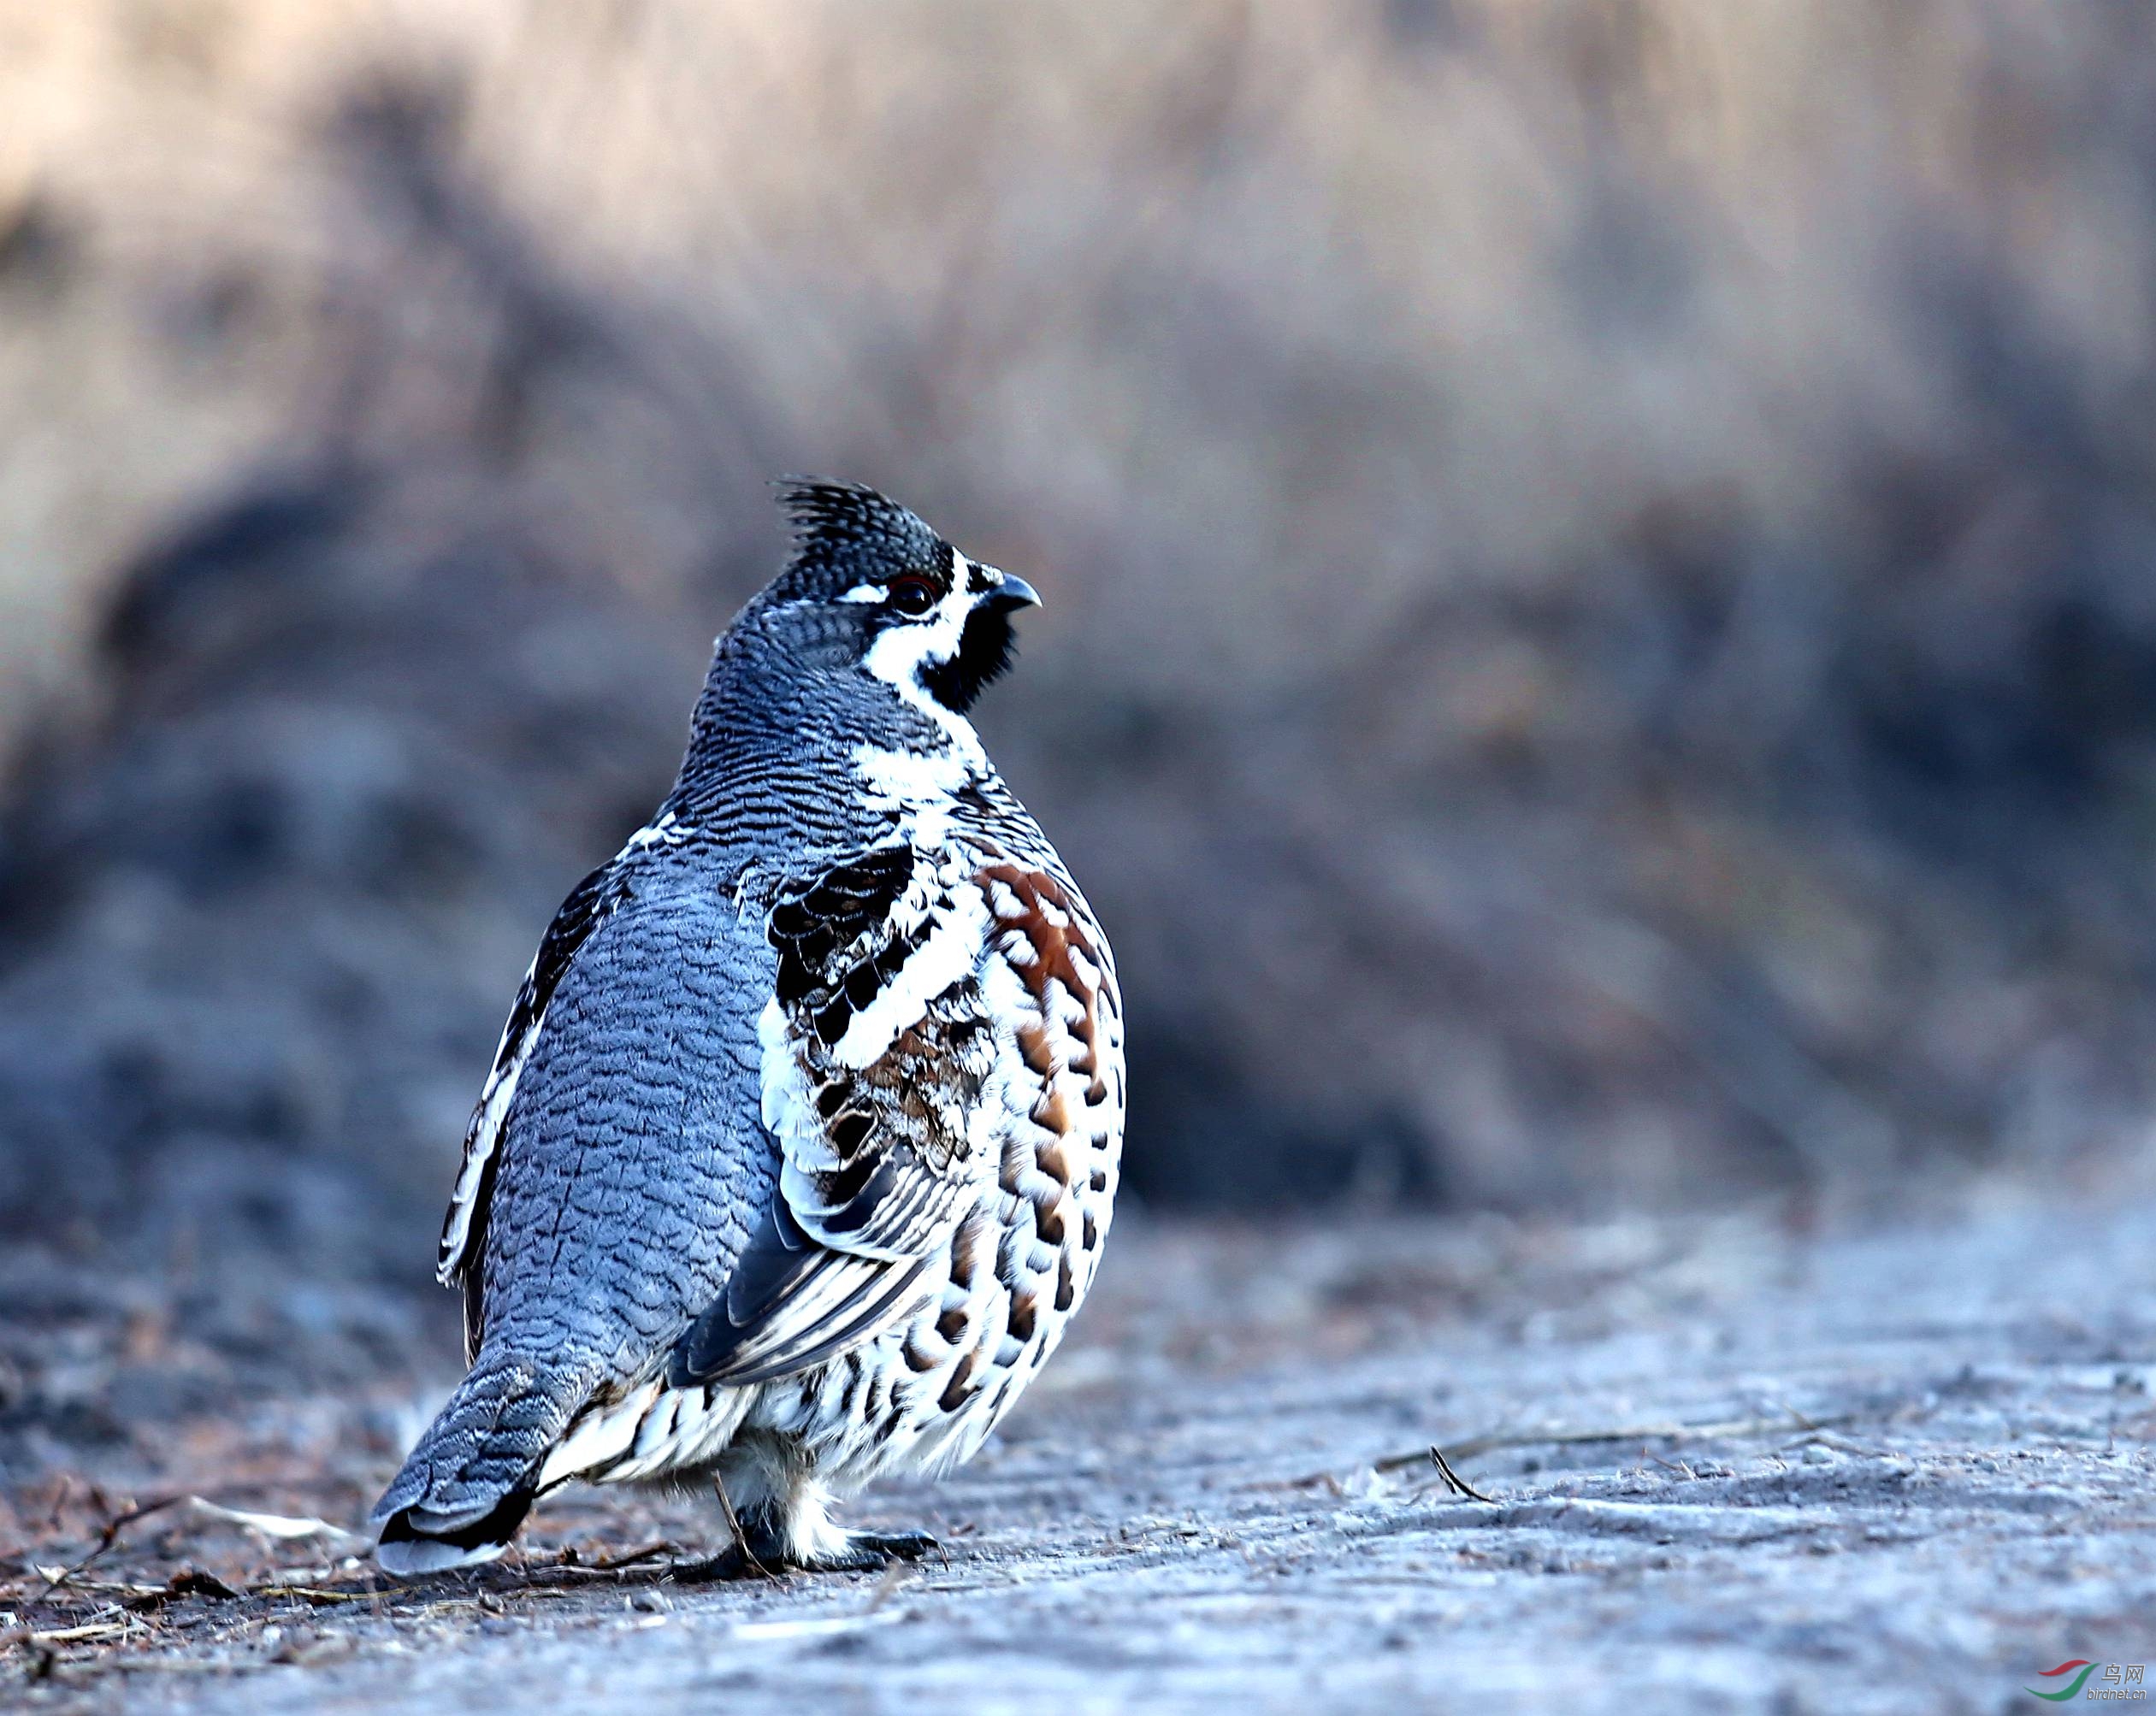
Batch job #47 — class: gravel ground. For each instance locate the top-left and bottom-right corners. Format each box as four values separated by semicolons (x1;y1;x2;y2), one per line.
4;1182;2153;1713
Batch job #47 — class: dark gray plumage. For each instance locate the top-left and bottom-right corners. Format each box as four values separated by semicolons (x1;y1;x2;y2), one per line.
374;481;1125;1576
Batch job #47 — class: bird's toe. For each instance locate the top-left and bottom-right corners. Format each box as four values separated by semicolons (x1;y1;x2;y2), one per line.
844;1528;939;1566
668;1544;778;1583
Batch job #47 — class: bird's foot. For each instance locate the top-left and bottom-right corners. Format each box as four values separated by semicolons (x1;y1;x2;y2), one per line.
806;1529;939;1573
667;1543;780;1583
670;1527;938;1580
668;1522;937;1581
668;1509;792;1583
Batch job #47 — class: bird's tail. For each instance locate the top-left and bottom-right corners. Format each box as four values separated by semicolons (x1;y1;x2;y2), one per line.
371;1351;584;1577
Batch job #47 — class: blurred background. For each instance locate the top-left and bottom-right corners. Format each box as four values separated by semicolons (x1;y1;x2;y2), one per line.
3;0;2156;1335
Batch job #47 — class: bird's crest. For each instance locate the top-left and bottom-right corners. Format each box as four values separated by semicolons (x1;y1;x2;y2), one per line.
774;477;942;580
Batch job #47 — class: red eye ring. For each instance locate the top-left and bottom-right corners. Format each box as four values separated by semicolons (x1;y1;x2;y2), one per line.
888;576;938;616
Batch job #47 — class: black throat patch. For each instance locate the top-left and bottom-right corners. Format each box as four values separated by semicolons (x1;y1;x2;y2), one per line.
919;604;1018;715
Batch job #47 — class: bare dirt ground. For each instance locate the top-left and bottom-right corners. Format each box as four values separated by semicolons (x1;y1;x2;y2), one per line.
4;1181;2153;1713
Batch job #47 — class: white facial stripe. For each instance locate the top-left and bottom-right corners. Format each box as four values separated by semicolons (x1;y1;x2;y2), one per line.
860;577;979;724
838;584;886;604
861;609;960;681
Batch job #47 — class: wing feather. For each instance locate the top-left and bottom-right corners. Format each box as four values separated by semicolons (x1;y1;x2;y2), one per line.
437;832;657;1354
672;845;995;1386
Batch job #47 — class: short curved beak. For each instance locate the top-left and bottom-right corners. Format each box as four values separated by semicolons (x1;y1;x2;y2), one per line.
981;572;1042;612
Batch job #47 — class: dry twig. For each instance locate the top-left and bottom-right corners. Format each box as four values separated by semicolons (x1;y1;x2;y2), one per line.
1427;1446;1497;1503
32;1497;183;1600
1368;1408;1855;1477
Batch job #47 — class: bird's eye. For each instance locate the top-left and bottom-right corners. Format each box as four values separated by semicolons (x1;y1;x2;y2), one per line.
887;576;938;616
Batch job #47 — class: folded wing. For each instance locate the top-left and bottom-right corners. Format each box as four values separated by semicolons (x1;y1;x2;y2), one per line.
438;851;641;1356
671;844;1003;1386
